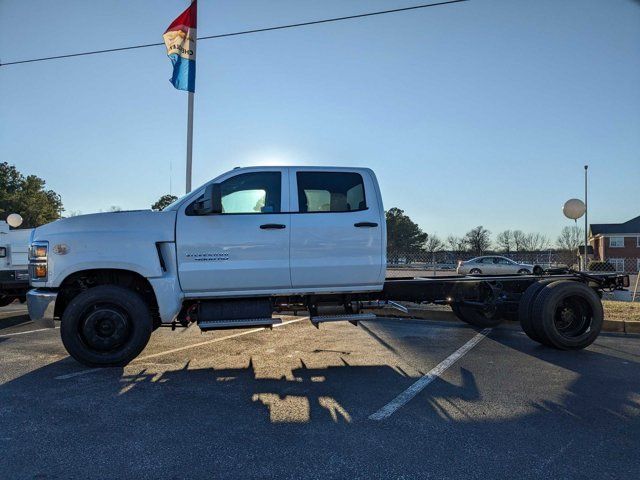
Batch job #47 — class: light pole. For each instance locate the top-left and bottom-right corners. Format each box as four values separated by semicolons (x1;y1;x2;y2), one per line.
584;165;589;270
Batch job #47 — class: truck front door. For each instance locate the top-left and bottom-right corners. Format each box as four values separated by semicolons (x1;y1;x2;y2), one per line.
289;168;384;289
176;169;291;294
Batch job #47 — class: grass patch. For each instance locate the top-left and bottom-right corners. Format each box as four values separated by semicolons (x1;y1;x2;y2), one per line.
603;300;640;322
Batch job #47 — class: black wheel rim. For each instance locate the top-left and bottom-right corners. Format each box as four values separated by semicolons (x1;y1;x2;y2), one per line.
79;303;132;352
553;295;592;339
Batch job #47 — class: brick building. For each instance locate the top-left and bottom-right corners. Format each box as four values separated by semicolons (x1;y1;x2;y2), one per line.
589;215;640;273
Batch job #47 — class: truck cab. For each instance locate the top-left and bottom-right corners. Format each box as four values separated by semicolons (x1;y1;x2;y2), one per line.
26;166;386;366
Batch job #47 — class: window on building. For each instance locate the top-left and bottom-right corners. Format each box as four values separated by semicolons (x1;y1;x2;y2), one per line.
637;236;640;248
609;236;625;248
297;172;366;213
609;258;625;272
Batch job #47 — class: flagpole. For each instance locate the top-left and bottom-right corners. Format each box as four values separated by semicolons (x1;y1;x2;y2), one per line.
186;90;194;193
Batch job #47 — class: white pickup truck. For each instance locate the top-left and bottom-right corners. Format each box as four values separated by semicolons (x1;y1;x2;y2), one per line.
27;166;629;366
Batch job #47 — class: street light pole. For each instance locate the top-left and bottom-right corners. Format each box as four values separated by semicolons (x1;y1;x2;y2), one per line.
584;165;588;270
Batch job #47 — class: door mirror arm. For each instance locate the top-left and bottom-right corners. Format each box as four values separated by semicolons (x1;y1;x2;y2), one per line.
192;184;223;215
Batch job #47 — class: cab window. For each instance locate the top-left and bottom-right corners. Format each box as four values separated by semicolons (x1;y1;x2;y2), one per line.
297;172;366;213
221;172;281;214
187;172;281;215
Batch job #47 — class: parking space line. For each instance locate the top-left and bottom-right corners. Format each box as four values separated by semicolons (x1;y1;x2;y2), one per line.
56;317;306;380
369;328;492;421
0;327;59;338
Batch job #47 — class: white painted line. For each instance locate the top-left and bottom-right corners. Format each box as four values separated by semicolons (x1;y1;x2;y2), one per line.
369;328;492;421
136;317;305;361
55;368;98;380
56;317;306;380
0;326;59;338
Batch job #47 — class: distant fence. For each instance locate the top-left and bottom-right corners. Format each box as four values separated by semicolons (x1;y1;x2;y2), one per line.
385;250;640;277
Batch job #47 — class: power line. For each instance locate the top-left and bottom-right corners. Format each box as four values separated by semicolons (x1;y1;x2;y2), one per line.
0;0;469;67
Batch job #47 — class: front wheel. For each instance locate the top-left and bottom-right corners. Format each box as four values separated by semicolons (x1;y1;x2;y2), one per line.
517;269;531;275
61;285;153;367
469;268;482;275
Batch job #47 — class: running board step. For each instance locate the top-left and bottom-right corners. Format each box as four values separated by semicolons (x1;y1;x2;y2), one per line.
310;313;377;328
199;317;282;331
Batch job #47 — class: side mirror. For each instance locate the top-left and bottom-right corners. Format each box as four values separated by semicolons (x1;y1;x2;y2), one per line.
192;184;223;215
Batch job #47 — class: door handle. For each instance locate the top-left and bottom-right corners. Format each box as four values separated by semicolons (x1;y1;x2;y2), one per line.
354;222;378;228
260;223;287;229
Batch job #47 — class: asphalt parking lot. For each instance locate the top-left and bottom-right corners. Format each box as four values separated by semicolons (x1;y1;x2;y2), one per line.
1;304;640;480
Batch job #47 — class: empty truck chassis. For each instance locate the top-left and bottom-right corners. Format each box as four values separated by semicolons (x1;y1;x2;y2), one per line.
25;165;630;366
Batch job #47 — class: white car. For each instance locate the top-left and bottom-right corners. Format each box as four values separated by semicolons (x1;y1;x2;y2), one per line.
457;256;537;275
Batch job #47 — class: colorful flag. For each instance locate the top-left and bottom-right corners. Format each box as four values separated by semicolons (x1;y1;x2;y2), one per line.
163;1;197;92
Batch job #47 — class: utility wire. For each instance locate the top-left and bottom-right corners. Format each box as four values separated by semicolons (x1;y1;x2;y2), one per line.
0;0;468;67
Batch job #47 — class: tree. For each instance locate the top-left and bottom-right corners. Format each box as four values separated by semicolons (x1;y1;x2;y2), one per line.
557;225;583;251
425;234;445;267
496;230;513;252
0;162;63;228
446;235;466;254
557;225;583;267
521;232;550;251
151;194;178;211
512;230;526;252
464;226;492;255
386;208;427;261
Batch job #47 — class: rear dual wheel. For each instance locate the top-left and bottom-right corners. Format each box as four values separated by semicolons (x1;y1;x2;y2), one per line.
520;280;603;350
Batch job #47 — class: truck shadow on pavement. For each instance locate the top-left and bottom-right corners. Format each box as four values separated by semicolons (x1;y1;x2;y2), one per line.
1;325;640;478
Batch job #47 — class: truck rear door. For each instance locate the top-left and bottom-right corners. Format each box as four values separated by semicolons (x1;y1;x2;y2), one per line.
289;168;384;289
176;168;291;294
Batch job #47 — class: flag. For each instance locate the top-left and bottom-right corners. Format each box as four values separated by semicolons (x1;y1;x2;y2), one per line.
163;1;197;92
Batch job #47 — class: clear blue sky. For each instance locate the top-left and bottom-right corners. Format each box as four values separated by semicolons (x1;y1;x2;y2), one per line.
1;0;639;241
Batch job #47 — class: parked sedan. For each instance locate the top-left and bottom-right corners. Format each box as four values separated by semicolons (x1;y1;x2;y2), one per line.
457;256;537;275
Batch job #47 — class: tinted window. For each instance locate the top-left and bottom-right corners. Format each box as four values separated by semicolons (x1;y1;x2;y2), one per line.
221;172;281;213
297;172;366;213
188;172;281;214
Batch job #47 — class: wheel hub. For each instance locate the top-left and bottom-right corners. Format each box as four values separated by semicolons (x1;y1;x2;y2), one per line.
553;296;590;337
81;308;130;351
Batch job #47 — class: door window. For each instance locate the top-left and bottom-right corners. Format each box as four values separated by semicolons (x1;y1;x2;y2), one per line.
297;172;366;213
189;172;281;214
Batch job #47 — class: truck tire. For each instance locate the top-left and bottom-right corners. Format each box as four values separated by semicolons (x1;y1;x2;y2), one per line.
61;285;153;367
451;304;503;328
518;279;556;345
530;280;603;350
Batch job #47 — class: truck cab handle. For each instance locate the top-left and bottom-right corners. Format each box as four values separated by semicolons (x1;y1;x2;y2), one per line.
260;224;287;230
354;222;378;228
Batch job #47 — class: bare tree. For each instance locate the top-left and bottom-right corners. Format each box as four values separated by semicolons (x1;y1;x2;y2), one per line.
446;235;466;254
464;226;492;255
522;232;550;251
512;230;526;251
496;230;513;252
557;225;583;267
425;234;445;268
557;225;583;251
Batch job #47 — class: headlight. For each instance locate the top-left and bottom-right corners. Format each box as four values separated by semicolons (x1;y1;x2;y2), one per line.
29;242;48;261
29;241;48;281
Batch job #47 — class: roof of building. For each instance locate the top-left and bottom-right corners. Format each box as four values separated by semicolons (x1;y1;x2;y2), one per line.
590;215;640;236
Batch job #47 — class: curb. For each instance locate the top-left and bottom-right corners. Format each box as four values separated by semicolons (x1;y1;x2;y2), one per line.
370;307;638;334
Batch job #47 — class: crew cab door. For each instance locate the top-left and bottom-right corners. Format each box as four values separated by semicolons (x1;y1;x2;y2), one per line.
176;168;291;294
289;168;384;289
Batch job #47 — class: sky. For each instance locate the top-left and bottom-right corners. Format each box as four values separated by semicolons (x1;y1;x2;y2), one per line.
1;0;639;241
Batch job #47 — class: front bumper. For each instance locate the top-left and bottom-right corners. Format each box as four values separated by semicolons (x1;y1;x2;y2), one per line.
26;289;57;328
